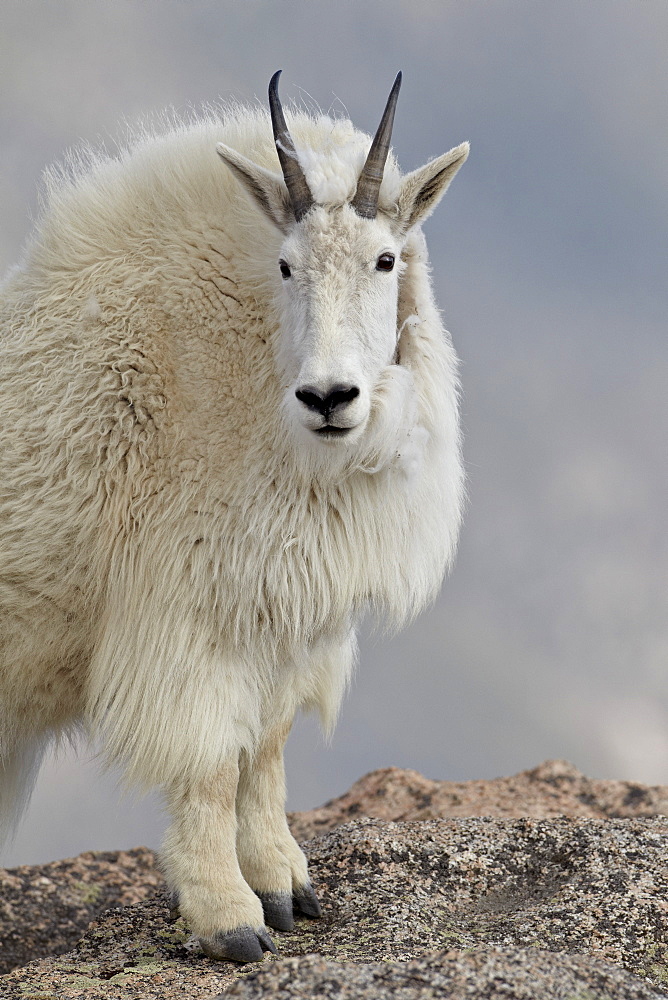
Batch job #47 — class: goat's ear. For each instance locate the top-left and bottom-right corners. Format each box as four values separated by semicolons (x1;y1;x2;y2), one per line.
395;142;469;233
216;143;293;233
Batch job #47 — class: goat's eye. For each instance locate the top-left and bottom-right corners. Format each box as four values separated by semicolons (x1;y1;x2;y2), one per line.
376;253;395;272
279;259;291;279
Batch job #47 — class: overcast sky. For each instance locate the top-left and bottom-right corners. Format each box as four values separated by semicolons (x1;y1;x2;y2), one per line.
1;0;667;867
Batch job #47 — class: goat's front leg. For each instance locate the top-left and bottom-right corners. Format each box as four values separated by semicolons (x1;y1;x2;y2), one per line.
162;761;275;963
236;721;322;932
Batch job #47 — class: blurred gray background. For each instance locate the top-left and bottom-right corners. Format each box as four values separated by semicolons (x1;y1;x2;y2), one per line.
1;0;666;867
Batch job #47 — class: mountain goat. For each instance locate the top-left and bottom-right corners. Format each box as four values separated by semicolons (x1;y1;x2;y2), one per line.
0;72;467;961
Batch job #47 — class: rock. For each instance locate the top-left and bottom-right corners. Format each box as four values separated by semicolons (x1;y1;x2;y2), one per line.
0;847;161;975
222;949;666;1000
3;759;668;981
296;816;668;973
3;815;667;998
287;759;668;841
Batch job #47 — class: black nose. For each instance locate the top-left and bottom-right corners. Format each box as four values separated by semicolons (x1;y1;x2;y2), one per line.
295;384;360;418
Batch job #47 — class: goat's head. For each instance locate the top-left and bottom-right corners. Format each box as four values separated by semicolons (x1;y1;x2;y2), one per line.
217;72;468;448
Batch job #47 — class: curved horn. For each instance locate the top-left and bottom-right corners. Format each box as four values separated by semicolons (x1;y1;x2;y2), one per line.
268;70;314;222
351;72;402;220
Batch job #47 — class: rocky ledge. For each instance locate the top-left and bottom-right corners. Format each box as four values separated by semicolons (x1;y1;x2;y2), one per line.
2;761;667;999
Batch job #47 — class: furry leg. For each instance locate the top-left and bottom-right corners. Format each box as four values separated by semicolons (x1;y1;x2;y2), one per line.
235;721;321;932
162;760;275;963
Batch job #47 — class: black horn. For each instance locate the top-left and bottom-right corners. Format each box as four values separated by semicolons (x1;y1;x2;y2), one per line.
351;72;402;220
268;70;314;222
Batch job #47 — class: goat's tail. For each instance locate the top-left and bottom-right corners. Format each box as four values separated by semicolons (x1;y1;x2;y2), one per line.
0;732;48;850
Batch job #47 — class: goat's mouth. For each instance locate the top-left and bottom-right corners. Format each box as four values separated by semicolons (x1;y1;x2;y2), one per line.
314;425;353;439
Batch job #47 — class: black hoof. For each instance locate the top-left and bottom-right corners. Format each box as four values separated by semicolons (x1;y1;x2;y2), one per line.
293;882;322;919
167;889;181;922
256;891;294;932
199;925;276;963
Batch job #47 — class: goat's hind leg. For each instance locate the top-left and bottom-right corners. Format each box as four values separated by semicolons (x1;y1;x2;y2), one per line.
0;731;49;847
235;721;321;933
162;761;275;963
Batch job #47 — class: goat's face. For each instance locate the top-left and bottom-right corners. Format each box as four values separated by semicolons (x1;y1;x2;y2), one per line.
276;206;401;444
217;72;468;449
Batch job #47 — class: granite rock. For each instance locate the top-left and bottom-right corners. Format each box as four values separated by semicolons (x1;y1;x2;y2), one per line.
0;847;161;975
3;814;667;998
223;949;666;1000
287;758;668;841
4;759;666;975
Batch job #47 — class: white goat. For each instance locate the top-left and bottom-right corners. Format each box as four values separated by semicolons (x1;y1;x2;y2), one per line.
0;72;467;961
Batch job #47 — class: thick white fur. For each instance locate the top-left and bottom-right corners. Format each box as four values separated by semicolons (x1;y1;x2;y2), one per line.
0;103;465;947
